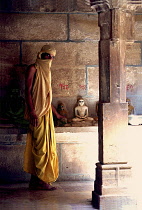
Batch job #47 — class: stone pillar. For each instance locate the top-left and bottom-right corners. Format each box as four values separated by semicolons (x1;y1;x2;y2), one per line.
91;2;136;209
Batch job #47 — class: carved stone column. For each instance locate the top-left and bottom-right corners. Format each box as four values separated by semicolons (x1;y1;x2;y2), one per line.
89;0;137;209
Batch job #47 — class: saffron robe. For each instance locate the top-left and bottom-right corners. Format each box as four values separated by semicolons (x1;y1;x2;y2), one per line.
24;45;58;183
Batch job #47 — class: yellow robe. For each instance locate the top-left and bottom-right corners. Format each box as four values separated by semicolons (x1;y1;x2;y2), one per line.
24;45;58;183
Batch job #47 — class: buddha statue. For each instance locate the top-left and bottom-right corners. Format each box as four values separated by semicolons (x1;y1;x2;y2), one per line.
53;102;71;127
126;98;134;115
56;102;68;126
72;98;94;122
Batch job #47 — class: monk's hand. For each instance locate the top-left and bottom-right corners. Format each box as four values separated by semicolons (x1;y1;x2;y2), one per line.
30;111;38;127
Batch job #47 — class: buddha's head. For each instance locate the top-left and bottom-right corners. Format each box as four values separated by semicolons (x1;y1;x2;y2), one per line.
78;98;84;106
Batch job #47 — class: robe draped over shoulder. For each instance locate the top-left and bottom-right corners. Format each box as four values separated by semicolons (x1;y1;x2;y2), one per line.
33;58;52;117
24;45;58;183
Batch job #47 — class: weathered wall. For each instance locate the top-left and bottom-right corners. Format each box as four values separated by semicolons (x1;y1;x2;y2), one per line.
0;12;99;119
0;1;142;119
126;14;142;114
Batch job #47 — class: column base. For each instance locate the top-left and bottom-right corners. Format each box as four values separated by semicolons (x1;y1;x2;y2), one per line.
92;163;136;209
92;191;137;210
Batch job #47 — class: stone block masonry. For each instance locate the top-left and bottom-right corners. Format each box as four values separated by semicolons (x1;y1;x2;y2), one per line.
0;12;100;119
0;10;142;117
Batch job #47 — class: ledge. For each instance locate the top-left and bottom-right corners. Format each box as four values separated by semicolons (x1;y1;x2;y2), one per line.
0;125;98;181
55;126;98;133
0;125;98;145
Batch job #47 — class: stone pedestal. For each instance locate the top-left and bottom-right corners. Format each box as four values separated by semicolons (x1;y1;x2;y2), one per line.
94;163;132;196
92;163;135;209
92;102;134;208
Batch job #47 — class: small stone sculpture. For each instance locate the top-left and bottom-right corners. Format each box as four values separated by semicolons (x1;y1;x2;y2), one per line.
54;102;69;126
126;98;134;115
72;98;94;122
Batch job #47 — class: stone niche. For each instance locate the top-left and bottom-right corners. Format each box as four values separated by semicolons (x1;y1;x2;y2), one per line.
0;63;99;127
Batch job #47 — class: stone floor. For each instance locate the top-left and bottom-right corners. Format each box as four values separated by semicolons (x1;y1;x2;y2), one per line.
0;180;142;210
3;179;142;210
0;181;96;210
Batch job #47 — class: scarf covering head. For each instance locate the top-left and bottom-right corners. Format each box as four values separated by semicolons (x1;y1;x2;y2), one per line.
32;45;56;117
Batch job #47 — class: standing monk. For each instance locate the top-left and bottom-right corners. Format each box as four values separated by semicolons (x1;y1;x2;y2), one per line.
24;45;63;190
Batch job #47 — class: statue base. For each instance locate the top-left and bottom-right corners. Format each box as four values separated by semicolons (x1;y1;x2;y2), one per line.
71;120;97;127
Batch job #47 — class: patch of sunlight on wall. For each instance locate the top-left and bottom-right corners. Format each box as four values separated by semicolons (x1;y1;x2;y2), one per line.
126;125;142;209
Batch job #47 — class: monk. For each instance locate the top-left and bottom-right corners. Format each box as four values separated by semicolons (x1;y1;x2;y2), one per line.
24;45;64;190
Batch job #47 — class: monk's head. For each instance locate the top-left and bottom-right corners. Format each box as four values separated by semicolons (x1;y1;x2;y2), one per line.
38;45;56;60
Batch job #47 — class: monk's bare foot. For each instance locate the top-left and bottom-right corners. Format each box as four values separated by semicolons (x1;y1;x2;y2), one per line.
29;181;57;191
38;182;57;191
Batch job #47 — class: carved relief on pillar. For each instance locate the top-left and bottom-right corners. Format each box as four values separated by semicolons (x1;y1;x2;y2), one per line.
85;0;110;13
85;0;142;12
127;0;142;11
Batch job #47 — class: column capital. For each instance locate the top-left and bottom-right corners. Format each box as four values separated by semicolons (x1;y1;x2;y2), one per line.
85;0;142;12
126;1;142;11
86;0;110;13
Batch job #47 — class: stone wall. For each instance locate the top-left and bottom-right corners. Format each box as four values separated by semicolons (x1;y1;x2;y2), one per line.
0;1;142;118
0;11;99;119
126;14;142;114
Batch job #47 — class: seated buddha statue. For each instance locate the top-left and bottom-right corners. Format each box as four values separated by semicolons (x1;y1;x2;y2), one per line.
72;98;94;122
126;98;134;115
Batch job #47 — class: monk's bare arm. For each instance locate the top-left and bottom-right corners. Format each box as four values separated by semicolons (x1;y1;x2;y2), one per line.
52;104;65;119
25;65;38;127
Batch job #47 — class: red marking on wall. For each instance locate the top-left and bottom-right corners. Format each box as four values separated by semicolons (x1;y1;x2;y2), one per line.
59;83;69;90
126;84;134;92
79;85;87;90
